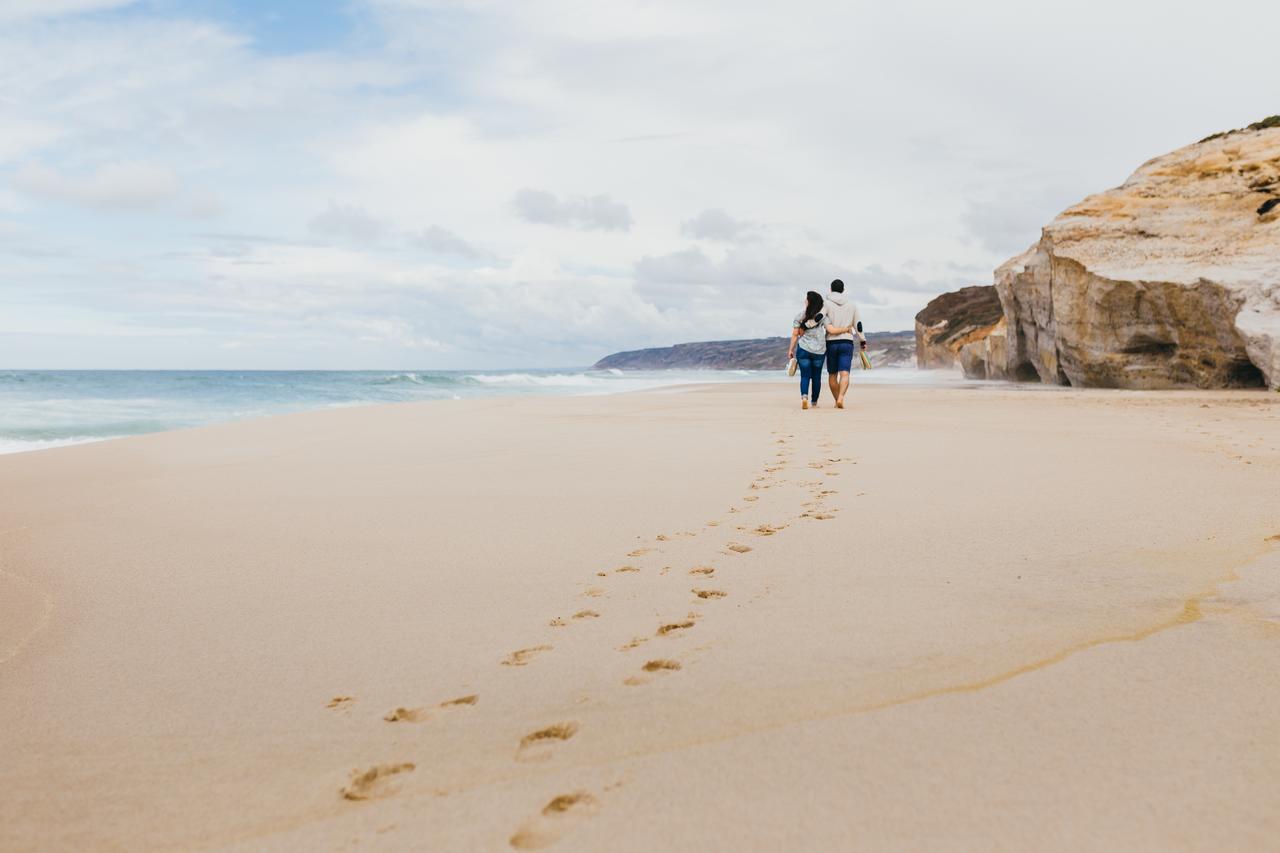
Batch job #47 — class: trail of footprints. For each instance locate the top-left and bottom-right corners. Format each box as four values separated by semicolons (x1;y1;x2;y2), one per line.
330;425;858;845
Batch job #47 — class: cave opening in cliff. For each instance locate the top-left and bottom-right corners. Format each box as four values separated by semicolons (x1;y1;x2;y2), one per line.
1012;362;1040;382
1225;357;1266;388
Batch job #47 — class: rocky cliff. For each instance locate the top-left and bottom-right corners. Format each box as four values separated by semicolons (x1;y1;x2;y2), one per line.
914;286;1005;369
594;331;916;370
982;117;1280;389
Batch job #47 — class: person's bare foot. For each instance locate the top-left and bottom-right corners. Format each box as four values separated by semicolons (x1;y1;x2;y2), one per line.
836;398;844;409
801;398;809;410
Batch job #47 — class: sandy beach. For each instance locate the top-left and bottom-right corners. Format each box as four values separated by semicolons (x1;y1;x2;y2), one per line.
2;382;1278;851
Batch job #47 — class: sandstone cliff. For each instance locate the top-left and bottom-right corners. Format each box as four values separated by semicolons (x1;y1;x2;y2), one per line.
985;118;1280;389
914;286;1004;369
957;316;1010;380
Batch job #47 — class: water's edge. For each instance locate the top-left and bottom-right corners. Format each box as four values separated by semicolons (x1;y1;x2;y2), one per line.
0;368;949;455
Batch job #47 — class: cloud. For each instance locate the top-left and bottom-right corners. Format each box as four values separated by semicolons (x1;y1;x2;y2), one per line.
308;203;388;243
0;0;137;23
845;264;951;296
10;160;223;220
409;225;494;262
958;185;1081;256
7;0;1280;367
0;119;63;165
512;188;633;231
680;208;750;241
634;244;880;311
334;316;448;351
13;161;183;210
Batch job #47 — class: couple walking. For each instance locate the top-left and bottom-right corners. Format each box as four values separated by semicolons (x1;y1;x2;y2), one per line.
787;279;866;410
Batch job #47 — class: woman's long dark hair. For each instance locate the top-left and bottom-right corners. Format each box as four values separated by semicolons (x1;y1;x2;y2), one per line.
803;291;824;326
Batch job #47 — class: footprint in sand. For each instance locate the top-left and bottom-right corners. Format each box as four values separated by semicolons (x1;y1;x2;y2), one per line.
549;617;568;627
692;589;726;599
625;659;683;686
618;636;649;651
509;792;601;850
807;513;835;521
742;496;758;502
614;566;640;574
657;620;695;636
383;706;430;723
627;548;651;557
341;762;416;801
752;524;785;536
643;659;682;672
727;544;752;554
384;694;478;723
1267;533;1280;543
573;609;600;620
689;566;715;576
502;645;552;667
326;696;355;710
516;722;579;762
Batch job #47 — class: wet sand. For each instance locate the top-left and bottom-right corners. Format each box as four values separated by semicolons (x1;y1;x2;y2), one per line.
1;383;1277;851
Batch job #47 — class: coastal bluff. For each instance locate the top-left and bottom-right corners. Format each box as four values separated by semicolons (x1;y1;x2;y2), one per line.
595;331;915;370
966;116;1280;389
914;286;1004;370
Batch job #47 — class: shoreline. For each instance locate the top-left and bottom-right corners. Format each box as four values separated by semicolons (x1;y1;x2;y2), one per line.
0;367;972;457
2;383;1276;850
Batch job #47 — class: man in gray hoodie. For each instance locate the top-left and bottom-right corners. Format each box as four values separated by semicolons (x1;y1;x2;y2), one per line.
822;279;866;409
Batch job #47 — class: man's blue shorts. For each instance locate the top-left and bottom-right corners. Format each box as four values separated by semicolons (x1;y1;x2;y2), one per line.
825;340;855;373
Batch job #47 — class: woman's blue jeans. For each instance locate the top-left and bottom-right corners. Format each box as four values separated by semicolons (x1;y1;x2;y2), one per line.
796;347;824;402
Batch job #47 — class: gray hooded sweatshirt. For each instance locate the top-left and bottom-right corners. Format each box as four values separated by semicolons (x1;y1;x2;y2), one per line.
823;292;866;343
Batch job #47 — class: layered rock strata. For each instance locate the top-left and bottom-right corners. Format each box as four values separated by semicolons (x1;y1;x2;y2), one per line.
914;286;1004;369
986;119;1280;389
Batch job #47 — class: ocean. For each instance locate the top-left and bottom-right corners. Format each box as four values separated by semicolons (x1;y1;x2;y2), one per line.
0;366;953;455
0;368;770;455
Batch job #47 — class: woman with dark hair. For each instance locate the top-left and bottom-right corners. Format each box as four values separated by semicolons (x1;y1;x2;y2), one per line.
787;290;826;409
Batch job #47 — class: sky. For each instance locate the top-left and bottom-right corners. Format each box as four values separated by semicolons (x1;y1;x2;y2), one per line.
1;0;1277;369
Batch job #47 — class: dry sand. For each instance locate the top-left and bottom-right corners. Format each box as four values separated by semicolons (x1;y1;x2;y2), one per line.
1;382;1278;851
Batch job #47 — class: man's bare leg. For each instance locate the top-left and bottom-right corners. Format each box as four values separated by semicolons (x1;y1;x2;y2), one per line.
835;371;850;407
828;372;840;403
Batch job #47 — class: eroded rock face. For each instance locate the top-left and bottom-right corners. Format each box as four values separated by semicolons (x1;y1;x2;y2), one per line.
914;285;1004;369
994;121;1280;389
958;317;1009;380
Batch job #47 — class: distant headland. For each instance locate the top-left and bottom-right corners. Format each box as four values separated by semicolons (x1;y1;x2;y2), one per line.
594;331;915;370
